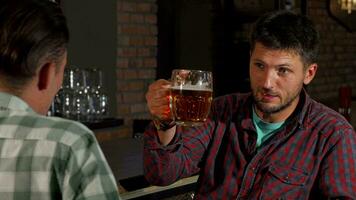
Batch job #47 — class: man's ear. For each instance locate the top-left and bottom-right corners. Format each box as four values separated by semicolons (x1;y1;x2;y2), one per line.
303;63;318;85
37;62;56;90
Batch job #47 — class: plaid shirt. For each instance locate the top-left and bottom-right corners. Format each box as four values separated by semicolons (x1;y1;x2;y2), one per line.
144;90;356;199
0;92;121;200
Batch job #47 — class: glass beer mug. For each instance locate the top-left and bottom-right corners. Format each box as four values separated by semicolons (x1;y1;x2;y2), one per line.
170;69;213;126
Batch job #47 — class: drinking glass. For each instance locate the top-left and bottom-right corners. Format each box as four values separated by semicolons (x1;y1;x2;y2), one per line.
170;69;213;126
49;66;109;122
86;68;108;121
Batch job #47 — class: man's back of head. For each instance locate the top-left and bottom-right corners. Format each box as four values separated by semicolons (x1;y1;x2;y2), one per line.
0;0;69;94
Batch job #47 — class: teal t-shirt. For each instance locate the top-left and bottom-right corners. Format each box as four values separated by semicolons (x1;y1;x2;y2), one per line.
252;107;285;147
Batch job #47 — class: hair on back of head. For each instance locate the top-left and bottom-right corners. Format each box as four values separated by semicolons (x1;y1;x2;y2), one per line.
0;0;69;92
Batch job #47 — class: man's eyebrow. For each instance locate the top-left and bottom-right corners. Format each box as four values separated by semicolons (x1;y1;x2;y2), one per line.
276;63;293;68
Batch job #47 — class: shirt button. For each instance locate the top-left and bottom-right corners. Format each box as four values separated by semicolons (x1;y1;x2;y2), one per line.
285;176;289;183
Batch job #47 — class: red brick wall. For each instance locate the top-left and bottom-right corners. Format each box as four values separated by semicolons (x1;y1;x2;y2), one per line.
115;0;157;137
117;0;157;121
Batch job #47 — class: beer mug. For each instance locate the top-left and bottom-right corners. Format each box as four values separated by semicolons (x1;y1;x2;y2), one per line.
170;69;213;126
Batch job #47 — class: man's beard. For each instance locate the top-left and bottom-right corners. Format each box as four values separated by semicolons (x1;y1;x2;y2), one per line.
253;88;300;115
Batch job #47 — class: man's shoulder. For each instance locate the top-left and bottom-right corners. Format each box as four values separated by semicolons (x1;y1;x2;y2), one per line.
214;92;251;103
37;116;95;146
43;116;92;134
211;92;251;119
0;113;94;147
308;99;344;120
213;92;251;109
307;99;353;132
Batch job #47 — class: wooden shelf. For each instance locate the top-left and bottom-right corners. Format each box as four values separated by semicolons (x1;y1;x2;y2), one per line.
82;118;123;130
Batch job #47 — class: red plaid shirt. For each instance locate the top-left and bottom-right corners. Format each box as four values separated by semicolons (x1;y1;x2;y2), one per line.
143;91;356;199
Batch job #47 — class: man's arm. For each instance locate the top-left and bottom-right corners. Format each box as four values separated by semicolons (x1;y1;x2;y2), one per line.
143;79;214;186
317;127;356;198
143;120;213;186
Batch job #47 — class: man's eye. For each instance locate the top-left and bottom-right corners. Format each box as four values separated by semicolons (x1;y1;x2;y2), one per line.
255;63;264;69
278;67;288;74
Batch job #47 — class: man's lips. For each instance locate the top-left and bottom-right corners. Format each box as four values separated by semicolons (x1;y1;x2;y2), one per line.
260;92;279;102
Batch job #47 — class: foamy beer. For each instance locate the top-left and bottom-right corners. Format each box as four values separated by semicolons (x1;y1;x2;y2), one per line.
170;69;213;126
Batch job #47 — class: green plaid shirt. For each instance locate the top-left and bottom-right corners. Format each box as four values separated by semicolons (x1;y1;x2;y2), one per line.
0;92;121;200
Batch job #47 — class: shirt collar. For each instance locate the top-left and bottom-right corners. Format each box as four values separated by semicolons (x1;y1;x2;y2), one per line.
0;92;35;114
294;88;311;129
240;93;255;130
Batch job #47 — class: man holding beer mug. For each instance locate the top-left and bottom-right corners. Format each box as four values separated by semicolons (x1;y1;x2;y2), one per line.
144;11;356;199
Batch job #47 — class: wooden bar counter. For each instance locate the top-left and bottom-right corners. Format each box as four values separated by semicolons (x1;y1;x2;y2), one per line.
98;137;197;199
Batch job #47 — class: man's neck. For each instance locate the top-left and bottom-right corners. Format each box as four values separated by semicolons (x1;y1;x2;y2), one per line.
0;81;47;115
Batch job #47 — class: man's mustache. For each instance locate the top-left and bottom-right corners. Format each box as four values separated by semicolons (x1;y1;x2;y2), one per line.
257;88;279;97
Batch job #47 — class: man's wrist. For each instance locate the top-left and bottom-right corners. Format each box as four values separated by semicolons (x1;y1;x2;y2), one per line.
153;118;176;131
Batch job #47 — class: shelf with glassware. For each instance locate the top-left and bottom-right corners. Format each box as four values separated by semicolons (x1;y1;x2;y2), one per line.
48;65;123;130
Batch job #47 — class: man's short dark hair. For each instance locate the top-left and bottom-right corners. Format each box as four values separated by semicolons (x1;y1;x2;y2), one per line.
250;10;319;67
0;0;69;91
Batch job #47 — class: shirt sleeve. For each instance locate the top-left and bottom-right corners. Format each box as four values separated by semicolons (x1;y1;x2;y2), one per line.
318;127;356;198
143;119;214;186
63;132;121;200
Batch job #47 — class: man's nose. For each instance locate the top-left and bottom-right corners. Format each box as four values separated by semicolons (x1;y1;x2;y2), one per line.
261;70;275;89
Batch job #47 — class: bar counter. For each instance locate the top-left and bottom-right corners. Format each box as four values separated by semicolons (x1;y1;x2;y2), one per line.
98;138;197;199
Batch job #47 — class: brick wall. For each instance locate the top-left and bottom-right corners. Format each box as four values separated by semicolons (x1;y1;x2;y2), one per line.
117;0;157;120
307;0;356;102
115;0;157;137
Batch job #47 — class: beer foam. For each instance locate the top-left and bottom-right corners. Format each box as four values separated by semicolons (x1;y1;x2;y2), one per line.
171;85;212;91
